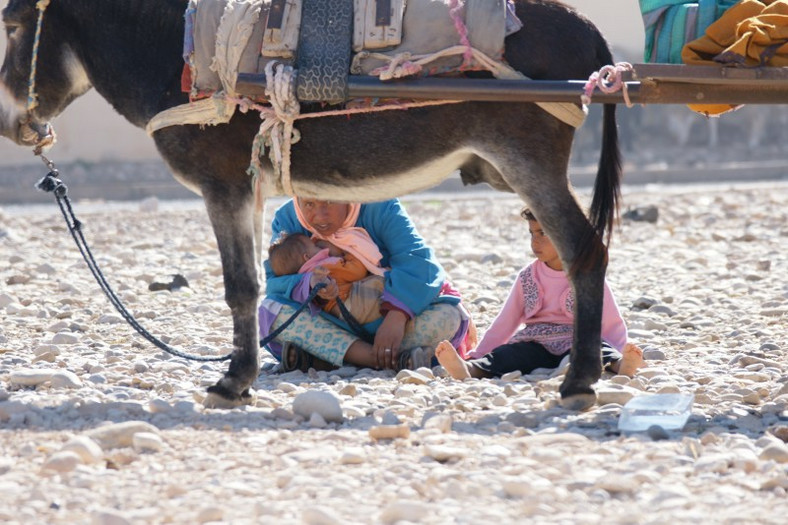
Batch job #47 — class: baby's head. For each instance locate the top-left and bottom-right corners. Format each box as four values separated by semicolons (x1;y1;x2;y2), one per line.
521;208;562;271
268;233;321;276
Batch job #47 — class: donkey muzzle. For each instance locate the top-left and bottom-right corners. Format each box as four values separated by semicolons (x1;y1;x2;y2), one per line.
19;118;56;153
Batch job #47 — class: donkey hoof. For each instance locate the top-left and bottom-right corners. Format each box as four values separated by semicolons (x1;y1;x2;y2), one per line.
203;384;256;409
559;391;597;411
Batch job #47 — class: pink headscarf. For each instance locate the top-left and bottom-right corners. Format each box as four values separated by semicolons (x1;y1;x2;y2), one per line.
294;201;385;276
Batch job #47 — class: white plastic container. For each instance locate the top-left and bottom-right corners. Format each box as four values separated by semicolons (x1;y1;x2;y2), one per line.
618;393;694;432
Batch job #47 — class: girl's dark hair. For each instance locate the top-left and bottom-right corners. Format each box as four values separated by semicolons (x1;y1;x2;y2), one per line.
520;208;537;221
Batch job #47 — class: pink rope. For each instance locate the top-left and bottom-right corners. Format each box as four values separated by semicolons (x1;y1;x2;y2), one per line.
582;62;634;107
227;95;462;122
449;0;474;69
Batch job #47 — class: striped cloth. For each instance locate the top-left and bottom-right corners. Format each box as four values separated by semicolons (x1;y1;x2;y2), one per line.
640;0;738;63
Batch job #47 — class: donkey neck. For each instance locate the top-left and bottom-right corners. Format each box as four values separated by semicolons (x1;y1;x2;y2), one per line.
57;0;188;128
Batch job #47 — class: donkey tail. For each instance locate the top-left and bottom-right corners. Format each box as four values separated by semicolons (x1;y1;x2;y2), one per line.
571;100;621;277
590;102;622;246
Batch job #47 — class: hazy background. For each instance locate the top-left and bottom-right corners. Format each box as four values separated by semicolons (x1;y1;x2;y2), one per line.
1;0;786;202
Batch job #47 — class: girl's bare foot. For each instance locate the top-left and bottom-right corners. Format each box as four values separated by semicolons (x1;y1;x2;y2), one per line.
617;343;645;377
436;340;472;379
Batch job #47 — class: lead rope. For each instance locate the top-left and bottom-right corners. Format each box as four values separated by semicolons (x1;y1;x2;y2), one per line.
33;155;325;362
27;0;51;112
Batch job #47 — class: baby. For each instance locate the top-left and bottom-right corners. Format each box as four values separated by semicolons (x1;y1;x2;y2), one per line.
268;232;385;324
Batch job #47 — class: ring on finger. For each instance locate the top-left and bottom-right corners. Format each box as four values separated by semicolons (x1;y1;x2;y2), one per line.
385;348;391;353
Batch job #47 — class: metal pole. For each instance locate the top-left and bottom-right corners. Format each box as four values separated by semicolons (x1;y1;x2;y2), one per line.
236;73;788;105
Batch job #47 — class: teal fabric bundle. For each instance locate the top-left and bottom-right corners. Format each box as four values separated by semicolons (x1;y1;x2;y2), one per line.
640;0;738;63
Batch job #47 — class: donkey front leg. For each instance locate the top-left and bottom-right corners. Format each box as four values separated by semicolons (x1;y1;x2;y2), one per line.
202;186;261;408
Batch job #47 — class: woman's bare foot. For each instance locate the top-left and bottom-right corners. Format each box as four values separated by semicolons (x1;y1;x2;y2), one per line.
617;343;645;377
436;340;472;379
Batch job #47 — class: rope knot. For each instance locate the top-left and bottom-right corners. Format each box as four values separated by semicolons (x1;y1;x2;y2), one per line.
582;62;634;107
248;61;301;196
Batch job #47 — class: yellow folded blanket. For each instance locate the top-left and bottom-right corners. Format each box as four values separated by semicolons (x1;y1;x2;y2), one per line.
683;0;788;66
682;0;788;115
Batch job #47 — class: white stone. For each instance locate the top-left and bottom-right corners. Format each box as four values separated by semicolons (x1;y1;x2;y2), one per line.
98;314;123;324
423;444;467;462
339;448;366;465
423;414;453;433
760;444;788;463
596;386;639;406
62;436;104;464
302;506;343;525
8;369;56;387
148;398;171;413
0;401;27;421
132;432;164;453
85;421;160;450
0;293;15;309
292;390;343;423
395;369;430;385
309;412;327;428
91;508;132;525
52;332;80;345
369;424;410;440
379;502;431;524
50;371;83;389
41;451;81;474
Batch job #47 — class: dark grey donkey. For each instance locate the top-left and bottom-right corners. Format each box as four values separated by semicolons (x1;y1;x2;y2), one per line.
0;0;622;410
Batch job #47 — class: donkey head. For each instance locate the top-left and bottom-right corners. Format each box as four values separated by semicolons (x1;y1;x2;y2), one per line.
1;0;91;150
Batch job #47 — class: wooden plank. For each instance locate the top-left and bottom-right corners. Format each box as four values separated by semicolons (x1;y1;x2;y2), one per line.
627;63;788;86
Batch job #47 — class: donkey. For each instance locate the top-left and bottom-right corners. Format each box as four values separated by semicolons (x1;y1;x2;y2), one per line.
0;0;622;411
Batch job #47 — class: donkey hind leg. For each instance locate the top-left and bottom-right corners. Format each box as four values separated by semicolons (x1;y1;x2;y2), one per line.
530;189;606;410
500;158;606;411
202;187;262;408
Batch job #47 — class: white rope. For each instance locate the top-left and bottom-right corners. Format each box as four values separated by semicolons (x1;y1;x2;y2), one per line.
352;45;586;128
248;62;301;196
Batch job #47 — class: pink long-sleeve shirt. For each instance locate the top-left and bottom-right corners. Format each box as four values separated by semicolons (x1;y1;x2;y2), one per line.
467;260;627;359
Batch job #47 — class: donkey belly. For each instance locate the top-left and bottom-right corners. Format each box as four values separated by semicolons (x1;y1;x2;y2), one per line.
290;149;475;202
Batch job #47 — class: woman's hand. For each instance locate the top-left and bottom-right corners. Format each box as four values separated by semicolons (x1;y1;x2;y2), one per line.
374;309;408;369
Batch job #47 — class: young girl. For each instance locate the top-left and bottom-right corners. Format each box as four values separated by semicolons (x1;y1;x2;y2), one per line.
436;208;644;380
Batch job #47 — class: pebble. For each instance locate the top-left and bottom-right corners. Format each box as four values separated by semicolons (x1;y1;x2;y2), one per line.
132;432;165;453
379;502;431;524
61;436;104;464
369;424;410;440
41;451;81;474
292;391;343;423
86;421;160;450
52;332;80;345
50;371;83;389
8;369;57;387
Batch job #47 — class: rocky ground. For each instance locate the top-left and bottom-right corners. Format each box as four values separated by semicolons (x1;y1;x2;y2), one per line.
1;182;787;524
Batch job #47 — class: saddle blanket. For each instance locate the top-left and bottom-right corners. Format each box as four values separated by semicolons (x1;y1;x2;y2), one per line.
183;0;518;99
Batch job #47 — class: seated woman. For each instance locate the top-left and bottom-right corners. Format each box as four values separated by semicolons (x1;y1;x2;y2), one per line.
259;198;474;372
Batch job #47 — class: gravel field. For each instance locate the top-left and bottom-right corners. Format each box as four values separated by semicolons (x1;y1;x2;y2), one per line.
1;181;787;524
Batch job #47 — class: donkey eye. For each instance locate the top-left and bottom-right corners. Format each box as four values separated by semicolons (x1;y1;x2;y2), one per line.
5;24;19;37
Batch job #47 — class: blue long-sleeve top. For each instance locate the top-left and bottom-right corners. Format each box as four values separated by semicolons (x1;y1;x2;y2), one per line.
264;198;447;316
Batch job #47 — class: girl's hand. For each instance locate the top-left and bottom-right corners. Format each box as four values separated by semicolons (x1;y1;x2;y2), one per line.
374;309;408;369
309;268;338;299
309;267;329;288
316;278;338;300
